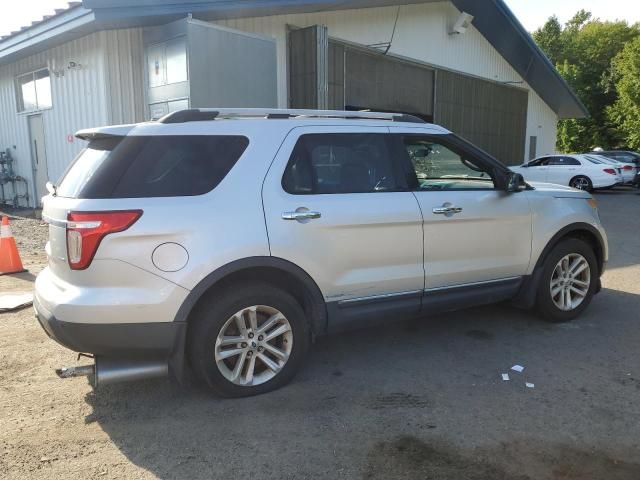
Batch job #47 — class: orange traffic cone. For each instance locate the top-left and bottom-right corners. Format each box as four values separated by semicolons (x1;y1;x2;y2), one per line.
0;216;27;275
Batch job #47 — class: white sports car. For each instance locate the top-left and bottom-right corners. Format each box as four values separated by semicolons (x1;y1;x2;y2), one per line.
511;154;623;191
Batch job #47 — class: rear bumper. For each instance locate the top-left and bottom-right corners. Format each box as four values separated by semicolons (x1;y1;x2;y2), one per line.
592;178;620;188
34;295;185;357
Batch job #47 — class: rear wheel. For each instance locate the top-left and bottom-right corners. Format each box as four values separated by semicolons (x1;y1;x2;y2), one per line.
569;176;593;192
188;283;309;397
535;238;598;322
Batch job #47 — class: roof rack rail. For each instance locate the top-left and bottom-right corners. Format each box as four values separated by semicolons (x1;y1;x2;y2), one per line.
159;108;426;124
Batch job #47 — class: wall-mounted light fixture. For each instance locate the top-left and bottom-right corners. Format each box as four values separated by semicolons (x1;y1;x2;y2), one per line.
449;12;474;35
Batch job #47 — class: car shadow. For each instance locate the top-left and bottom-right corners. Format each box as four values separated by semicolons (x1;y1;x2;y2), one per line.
84;287;640;479
6;271;37;283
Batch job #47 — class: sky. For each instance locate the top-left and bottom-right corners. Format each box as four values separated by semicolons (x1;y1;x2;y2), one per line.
504;0;640;32
0;0;640;37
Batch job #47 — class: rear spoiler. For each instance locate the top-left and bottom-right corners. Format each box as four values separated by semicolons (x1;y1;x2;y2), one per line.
75;124;136;141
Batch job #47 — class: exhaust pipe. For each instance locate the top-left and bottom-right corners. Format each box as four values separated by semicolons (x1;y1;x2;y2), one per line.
56;358;168;386
56;365;95;379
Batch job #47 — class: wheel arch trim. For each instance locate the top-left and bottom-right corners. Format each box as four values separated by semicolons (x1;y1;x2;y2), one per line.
173;256;327;334
513;222;606;309
534;222;606;275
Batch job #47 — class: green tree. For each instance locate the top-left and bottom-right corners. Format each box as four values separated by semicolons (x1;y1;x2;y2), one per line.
533;12;640;152
533;15;564;64
607;36;640;149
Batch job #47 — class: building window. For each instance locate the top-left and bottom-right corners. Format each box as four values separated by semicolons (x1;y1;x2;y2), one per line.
16;69;52;112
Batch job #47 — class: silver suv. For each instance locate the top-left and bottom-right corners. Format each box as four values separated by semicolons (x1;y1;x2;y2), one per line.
35;109;608;397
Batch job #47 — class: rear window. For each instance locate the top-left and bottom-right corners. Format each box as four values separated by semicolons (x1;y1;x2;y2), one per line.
56;135;249;198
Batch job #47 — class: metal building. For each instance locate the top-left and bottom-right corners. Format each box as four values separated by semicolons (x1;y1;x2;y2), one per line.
0;0;587;207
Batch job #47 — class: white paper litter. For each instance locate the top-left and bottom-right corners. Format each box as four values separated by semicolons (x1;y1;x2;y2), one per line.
501;373;510;381
511;365;525;373
0;293;33;312
525;383;535;389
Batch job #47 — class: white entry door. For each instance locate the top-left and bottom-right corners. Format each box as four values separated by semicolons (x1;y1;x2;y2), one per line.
28;114;49;204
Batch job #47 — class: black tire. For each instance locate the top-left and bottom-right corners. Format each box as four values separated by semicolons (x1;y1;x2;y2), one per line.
536;238;598;323
569;176;593;192
188;282;310;397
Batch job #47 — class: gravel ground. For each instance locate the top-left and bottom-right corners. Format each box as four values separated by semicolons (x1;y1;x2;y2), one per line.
0;191;639;479
0;208;47;293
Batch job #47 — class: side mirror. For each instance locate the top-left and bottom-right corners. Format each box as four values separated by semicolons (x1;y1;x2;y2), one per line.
505;172;527;193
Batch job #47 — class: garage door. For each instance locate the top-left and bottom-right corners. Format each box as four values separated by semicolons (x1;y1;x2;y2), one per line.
435;70;528;166
342;47;434;119
288;27;527;164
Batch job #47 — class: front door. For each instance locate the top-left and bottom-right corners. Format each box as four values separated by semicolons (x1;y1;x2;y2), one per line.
28;114;49;204
390;127;532;289
262;126;425;325
521;157;550;183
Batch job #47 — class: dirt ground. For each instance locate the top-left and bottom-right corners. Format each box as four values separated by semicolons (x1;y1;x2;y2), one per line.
1;191;639;480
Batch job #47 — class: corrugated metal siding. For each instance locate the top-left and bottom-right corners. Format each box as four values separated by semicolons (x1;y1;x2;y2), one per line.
0;32;110;205
104;28;145;125
289;25;328;109
215;2;558;160
344;47;434;116
435;69;528;165
525;92;558;159
0;29;146;206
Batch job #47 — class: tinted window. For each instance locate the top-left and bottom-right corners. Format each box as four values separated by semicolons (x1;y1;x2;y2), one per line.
610;153;635;162
402;136;494;190
282;134;404;194
583;155;605;164
528;157;550;167
57;135;249;198
548;157;580;166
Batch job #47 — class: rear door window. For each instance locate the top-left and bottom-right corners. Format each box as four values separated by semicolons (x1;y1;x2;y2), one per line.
57;135;249;198
282;134;406;194
548;157;580;166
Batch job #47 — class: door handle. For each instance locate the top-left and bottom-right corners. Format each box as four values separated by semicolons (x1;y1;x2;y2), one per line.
432;205;463;215
282;210;322;221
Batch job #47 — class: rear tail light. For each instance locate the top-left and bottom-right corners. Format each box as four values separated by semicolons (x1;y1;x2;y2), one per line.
66;210;142;270
623;165;633;171
603;168;617;175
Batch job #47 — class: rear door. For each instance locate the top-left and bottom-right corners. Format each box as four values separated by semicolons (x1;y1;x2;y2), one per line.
521;157;550;183
546;156;581;186
262;126;425;320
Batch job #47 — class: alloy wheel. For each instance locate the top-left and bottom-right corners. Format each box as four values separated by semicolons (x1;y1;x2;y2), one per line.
550;253;591;311
571;177;590;190
214;305;293;386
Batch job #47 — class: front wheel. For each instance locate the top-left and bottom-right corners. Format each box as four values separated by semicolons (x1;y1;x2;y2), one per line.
535;238;598;322
188;283;310;397
569;176;593;192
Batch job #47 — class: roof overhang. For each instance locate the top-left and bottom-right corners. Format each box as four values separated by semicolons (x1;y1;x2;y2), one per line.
0;0;588;119
0;6;96;66
450;0;588;118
